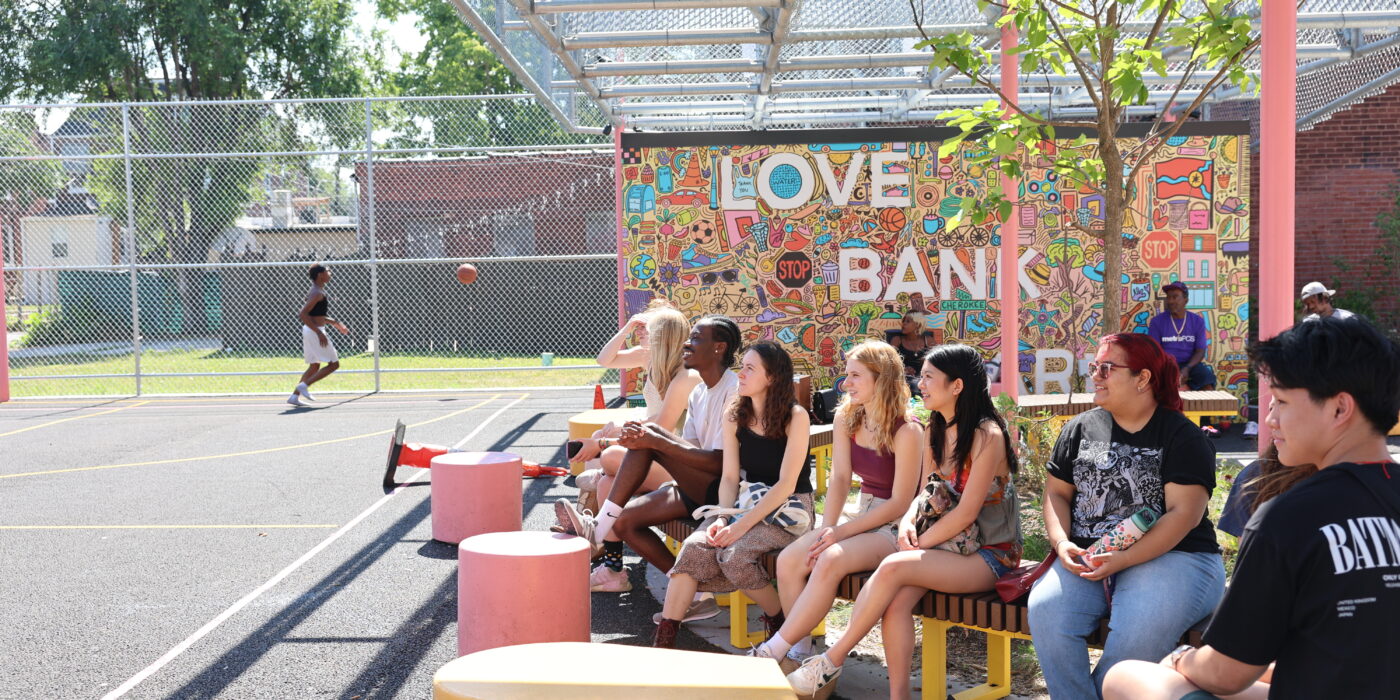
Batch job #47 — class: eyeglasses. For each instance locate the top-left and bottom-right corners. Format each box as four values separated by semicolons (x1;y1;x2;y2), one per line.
1087;361;1131;379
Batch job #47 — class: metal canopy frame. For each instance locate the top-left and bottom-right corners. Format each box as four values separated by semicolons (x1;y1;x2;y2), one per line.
452;0;1400;132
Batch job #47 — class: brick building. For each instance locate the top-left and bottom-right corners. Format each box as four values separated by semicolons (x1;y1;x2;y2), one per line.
352;152;614;259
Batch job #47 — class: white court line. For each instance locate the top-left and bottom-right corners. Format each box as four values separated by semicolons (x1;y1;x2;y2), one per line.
101;394;529;699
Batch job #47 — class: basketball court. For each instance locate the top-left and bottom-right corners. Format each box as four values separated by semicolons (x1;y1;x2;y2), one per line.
0;389;707;698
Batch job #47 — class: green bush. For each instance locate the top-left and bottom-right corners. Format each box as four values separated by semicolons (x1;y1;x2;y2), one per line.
17;295;129;347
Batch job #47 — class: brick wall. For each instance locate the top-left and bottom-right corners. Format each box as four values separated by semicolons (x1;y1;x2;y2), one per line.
1227;84;1400;324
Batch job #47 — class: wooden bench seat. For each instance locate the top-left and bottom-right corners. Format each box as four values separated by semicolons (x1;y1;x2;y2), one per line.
656;518;1205;700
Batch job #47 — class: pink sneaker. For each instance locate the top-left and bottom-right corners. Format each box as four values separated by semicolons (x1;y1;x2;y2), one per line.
589;564;632;593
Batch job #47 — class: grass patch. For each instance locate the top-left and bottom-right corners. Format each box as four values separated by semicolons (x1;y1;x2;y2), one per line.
7;349;613;397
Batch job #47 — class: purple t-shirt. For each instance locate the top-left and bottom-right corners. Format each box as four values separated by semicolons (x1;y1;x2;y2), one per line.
1147;311;1207;364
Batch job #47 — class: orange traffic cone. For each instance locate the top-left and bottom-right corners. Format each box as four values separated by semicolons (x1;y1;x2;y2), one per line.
593;383;606;409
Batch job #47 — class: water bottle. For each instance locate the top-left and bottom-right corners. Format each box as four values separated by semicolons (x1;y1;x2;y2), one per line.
1081;507;1159;570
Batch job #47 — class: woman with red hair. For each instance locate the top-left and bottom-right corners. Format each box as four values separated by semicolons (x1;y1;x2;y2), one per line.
1028;333;1225;699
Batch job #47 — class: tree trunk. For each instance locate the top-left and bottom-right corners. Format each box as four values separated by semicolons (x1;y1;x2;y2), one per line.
1100;137;1125;335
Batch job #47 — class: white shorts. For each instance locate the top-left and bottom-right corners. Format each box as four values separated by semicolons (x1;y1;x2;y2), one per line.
302;325;339;364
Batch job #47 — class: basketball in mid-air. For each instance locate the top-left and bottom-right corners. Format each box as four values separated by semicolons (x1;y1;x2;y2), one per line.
456;263;477;285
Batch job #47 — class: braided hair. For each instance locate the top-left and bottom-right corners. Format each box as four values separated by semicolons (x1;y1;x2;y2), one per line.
701;314;741;368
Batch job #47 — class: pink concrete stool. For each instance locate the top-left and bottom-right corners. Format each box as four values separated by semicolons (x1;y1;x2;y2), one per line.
457;531;591;656
430;451;522;544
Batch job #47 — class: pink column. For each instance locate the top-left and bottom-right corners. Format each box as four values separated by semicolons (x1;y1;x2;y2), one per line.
999;20;1021;398
613;126;627;402
457;531;591;656
430;451;523;544
1259;2;1297;442
0;221;8;403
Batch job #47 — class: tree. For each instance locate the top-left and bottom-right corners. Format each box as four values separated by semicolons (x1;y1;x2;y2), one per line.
376;0;579;148
918;0;1258;333
0;112;64;264
850;301;883;335
5;0;374;332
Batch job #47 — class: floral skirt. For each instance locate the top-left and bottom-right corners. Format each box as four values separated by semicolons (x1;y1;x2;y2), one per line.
669;491;814;593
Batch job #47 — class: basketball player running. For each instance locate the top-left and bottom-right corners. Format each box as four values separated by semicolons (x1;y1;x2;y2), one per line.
289;264;347;407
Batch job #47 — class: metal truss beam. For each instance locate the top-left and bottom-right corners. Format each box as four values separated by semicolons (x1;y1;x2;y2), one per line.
533;0;781;12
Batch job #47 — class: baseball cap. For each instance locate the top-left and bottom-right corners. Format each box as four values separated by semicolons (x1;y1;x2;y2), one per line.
1300;281;1335;299
1161;281;1189;295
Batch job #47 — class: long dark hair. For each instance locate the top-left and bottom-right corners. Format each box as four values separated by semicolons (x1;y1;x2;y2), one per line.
729;341;797;441
924;344;1018;475
1101;333;1183;412
1246;444;1319;513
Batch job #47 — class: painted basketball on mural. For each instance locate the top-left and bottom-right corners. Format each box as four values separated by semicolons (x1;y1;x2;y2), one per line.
878;208;907;232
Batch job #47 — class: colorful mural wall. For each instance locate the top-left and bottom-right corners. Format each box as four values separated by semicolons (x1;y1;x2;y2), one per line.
618;125;1251;401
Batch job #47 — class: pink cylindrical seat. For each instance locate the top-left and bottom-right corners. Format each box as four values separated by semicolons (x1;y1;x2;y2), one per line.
431;451;522;544
457;531;591;656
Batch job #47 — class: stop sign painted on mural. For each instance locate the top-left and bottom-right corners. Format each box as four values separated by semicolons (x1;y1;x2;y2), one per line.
1140;230;1179;270
776;251;813;288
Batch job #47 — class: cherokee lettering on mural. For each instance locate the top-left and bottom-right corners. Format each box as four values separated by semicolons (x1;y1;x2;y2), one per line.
618;127;1251;401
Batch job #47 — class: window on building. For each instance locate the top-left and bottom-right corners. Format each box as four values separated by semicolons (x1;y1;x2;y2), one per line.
492;212;536;257
585;211;615;254
1201;259;1210;278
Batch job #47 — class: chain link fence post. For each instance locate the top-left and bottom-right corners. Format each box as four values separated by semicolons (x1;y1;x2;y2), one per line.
364;100;382;392
121;103;142;396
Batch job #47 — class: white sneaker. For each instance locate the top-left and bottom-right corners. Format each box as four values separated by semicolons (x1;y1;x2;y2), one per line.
1243;421;1259;437
786;654;841;698
747;642;800;675
296;382;316;401
287;393;307;407
651;596;721;624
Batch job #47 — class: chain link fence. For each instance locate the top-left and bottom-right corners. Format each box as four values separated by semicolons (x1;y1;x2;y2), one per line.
1;95;621;397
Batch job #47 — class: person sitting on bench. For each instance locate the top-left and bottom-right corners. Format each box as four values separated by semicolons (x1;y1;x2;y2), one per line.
750;340;923;673
1029;333;1225;699
570;301;701;536
555;315;741;617
787;344;1021;699
1103;317;1400;700
654;341;814;648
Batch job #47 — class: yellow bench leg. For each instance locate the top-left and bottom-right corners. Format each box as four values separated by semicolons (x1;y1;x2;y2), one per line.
950;630;1013;700
811;445;831;499
921;618;951;700
728;591;767;648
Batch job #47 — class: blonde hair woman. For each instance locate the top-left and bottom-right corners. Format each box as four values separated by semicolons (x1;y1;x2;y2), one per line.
750;340;924;671
567;300;701;592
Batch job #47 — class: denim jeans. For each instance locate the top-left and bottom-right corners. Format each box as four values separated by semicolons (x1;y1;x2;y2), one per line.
1027;550;1225;699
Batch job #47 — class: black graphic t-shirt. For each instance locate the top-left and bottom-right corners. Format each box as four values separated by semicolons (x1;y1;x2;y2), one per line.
1203;462;1400;699
1047;406;1219;553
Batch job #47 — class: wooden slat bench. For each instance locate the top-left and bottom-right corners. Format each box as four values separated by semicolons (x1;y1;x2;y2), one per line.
1017;390;1241;426
657;519;1205;700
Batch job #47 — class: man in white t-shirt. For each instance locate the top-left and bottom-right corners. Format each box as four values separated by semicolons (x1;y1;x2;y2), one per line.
557;315;742;603
1300;281;1357;322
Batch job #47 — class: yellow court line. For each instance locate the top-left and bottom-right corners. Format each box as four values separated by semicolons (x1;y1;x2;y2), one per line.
0;400;150;438
0;393;512;480
0;524;339;530
0;390;541;406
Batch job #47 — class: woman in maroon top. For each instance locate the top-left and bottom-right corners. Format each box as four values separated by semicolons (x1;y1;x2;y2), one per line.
750;340;924;672
787;344;1021;699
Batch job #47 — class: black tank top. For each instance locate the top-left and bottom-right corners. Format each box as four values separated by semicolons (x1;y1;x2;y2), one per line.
738;422;814;493
307;286;328;317
892;334;925;372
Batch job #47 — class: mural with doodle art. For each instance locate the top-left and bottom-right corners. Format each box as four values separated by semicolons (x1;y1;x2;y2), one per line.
618;125;1251;403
